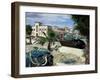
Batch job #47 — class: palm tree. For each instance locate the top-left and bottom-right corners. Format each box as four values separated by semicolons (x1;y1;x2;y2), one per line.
35;29;59;52
30;29;58;66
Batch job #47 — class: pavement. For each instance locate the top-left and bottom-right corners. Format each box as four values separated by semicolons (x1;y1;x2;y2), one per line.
52;46;86;65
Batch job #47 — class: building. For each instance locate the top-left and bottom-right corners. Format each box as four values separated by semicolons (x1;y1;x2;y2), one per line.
31;22;70;41
31;22;51;37
53;27;70;40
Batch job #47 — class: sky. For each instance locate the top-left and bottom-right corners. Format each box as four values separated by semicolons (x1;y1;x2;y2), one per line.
25;12;75;28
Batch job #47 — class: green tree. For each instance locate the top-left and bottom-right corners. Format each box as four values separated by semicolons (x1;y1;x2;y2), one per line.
36;29;58;51
72;15;90;64
72;15;89;40
26;25;32;44
26;25;32;35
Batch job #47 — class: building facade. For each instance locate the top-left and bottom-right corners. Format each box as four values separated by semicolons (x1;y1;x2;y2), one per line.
53;27;70;40
31;22;51;37
31;22;71;41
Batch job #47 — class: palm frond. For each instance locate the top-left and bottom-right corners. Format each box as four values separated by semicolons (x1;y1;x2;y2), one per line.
42;32;49;40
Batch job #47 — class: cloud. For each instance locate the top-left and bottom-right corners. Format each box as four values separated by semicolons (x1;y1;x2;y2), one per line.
26;12;74;28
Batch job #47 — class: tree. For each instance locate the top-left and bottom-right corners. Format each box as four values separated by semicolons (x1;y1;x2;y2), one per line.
26;25;32;44
72;15;90;64
36;29;58;51
72;15;89;40
26;25;32;35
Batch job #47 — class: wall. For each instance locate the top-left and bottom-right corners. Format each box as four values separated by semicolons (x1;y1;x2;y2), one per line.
0;0;99;80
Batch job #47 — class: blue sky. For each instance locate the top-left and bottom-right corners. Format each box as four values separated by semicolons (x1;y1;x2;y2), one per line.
26;12;75;28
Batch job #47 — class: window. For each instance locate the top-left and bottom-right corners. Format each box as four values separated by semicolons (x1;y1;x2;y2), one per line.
36;25;38;32
36;33;38;36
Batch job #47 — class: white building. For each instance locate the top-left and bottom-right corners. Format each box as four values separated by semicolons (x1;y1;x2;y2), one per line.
31;22;71;40
31;22;51;37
